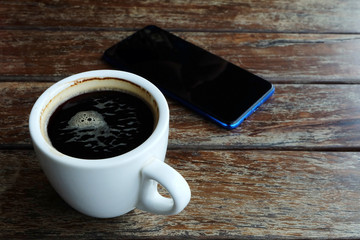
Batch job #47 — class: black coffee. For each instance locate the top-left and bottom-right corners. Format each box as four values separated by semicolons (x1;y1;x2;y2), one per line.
47;90;155;159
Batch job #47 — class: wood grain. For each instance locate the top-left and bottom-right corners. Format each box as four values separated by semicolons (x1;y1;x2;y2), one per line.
1;150;360;239
169;84;360;150
2;30;360;83
1;82;360;150
2;0;360;33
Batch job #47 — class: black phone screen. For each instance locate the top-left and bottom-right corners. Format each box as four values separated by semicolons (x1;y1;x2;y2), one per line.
103;25;274;129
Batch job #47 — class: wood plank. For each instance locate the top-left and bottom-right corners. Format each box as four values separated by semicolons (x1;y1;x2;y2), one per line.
2;30;360;83
169;84;360;150
2;0;360;33
1;82;360;150
1;149;360;238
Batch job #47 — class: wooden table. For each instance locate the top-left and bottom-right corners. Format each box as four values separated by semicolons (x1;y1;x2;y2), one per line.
2;1;360;239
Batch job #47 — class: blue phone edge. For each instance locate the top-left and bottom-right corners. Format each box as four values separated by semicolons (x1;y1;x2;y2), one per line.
159;85;275;130
227;85;275;130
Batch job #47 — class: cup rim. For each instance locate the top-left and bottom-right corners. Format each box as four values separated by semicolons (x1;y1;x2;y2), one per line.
29;70;169;167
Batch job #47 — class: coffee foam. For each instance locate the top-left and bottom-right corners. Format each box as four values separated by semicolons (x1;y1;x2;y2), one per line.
67;111;107;129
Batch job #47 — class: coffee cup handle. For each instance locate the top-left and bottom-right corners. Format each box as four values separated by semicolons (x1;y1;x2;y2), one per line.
137;158;191;215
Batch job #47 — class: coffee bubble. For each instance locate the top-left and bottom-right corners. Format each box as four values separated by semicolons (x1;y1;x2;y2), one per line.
67;111;107;129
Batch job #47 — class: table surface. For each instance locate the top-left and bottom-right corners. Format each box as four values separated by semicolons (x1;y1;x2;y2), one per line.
2;1;360;239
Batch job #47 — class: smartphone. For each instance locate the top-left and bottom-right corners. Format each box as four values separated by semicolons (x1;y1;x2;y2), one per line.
103;25;274;129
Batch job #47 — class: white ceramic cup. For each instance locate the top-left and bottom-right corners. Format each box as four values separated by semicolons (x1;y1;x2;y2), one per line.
29;70;191;218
